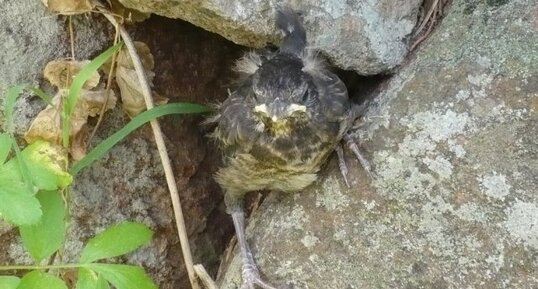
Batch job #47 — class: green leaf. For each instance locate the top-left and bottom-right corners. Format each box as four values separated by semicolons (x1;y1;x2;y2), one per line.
3;85;26;133
70;102;209;175
86;264;157;289
27;86;53;106
11;140;33;200
2;85;33;194
63;43;123;148
17;271;67;289
76;268;110;289
19;190;66;262
0;276;20;289
4;141;72;191
0;141;72;226
0;133;12;165
0;165;41;225
79;221;152;263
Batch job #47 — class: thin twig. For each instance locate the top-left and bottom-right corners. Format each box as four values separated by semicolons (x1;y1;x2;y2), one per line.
0;263;81;271
410;0;442;51
87;27;120;146
410;5;438;51
216;235;236;282
194;264;218;289
68;16;76;61
415;0;440;36
96;5;201;289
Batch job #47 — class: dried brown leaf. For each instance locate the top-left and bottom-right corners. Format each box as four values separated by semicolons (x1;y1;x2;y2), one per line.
25;95;63;144
70;125;88;161
44;60;100;89
117;41;154;70
41;0;94;14
116;66;153;117
154;94;169;106
114;41;160;117
24;88;117;159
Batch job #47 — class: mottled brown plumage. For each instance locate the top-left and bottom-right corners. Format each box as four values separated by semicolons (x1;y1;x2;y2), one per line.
209;26;352;211
206;8;360;289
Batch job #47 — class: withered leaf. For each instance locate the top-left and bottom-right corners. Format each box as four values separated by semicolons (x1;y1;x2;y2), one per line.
116;66;158;117
44;60;100;89
41;0;94;14
116;41;154;70
25;88;117;160
114;41;166;117
70;125;88;161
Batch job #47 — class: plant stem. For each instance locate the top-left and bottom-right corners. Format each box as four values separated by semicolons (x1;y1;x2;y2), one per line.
194;264;218;289
0;263;81;271
87;27;120;146
96;4;201;289
68;15;76;61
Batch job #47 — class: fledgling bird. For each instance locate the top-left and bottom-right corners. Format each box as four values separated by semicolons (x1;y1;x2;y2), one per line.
207;8;371;289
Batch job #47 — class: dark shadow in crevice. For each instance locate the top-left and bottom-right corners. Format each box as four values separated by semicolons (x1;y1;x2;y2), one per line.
129;14;243;288
337;70;392;106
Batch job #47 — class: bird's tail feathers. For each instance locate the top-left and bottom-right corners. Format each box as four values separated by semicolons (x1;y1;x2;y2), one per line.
276;7;306;55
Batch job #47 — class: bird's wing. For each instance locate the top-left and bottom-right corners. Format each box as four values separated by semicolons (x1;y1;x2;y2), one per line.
311;70;353;137
210;93;259;152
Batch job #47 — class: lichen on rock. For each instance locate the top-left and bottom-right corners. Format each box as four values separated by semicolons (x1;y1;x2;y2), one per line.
218;0;538;288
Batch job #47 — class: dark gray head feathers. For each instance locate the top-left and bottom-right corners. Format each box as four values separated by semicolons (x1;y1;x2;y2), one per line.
276;7;306;56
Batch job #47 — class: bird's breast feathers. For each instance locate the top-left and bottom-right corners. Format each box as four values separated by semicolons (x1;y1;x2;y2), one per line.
213;114;343;193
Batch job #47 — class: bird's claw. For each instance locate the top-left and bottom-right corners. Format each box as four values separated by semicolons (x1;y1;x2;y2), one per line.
335;145;350;187
336;134;373;186
239;249;277;289
240;266;277;289
344;134;373;178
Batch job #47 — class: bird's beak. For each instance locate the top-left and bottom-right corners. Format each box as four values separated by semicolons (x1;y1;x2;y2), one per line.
268;98;286;121
254;99;286;122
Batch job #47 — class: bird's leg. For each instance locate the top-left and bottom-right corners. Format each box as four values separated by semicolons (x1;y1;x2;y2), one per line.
335;144;350;187
231;208;277;289
343;134;373;178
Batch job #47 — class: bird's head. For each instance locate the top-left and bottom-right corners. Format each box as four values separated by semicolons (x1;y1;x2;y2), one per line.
249;57;318;135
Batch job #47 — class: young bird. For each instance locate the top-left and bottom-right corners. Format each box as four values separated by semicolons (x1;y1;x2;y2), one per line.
208;8;370;289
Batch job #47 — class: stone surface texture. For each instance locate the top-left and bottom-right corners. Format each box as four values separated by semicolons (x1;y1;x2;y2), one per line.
116;0;422;75
0;2;241;288
219;0;538;288
0;0;111;132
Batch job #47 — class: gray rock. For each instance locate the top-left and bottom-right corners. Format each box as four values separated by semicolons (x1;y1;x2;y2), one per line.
0;0;109;90
0;0;111;132
218;0;538;288
116;0;422;75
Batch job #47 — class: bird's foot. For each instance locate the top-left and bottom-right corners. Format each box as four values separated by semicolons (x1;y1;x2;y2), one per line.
231;211;278;289
344;134;373;178
240;261;277;289
337;134;373;187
